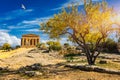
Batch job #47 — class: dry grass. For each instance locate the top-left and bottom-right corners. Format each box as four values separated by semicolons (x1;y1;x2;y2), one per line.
0;48;32;59
96;60;120;70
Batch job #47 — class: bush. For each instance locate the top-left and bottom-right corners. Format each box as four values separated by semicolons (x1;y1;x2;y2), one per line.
102;38;118;53
64;43;70;48
36;43;47;50
2;43;11;51
16;45;21;49
47;41;62;51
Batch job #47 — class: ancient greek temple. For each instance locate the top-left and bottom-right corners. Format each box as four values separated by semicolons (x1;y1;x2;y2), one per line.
21;34;40;48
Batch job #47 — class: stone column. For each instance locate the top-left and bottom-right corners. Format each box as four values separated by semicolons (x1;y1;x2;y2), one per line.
37;39;39;44
24;38;26;46
30;39;31;46
36;39;38;46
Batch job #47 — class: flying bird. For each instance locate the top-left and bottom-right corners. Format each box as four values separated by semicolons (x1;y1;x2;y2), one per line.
21;4;26;10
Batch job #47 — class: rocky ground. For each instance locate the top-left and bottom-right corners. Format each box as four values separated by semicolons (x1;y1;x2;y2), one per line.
0;48;65;70
0;48;120;80
0;64;120;80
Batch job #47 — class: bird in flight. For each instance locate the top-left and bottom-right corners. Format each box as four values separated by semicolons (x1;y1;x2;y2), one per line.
21;4;26;10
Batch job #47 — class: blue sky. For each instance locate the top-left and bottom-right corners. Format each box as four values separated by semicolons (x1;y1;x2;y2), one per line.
0;0;120;46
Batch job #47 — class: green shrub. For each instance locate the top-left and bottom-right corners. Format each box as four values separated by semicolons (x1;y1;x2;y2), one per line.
102;38;118;53
2;43;11;51
36;43;47;50
47;41;62;51
16;45;21;49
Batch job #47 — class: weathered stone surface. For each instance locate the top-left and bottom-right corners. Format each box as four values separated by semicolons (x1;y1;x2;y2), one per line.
28;49;40;53
65;64;120;75
18;63;42;73
17;63;43;77
24;71;42;77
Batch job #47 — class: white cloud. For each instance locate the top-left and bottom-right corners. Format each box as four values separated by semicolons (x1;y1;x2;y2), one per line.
0;9;34;22
8;16;52;30
40;37;72;45
8;26;28;29
24;29;40;32
0;31;21;47
0;29;10;32
51;0;101;11
22;16;52;25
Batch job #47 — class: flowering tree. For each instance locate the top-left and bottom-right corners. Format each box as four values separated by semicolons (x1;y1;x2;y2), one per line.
40;0;115;65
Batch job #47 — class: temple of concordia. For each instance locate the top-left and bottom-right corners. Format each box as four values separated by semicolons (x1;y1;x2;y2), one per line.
21;34;40;48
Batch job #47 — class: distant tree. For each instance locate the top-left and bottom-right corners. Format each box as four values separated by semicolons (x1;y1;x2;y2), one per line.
36;43;47;50
2;43;11;51
15;45;21;49
64;43;70;48
41;1;115;65
102;38;118;53
47;41;62;51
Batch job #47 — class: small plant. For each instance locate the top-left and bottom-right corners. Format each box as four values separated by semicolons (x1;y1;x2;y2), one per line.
16;45;21;49
65;56;74;62
2;43;11;51
64;54;76;62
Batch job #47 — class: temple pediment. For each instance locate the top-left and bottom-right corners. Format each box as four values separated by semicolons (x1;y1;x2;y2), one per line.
22;34;39;37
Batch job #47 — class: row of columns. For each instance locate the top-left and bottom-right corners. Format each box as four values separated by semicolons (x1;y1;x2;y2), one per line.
21;38;39;47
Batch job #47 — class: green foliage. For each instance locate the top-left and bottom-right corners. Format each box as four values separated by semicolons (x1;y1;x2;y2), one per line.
36;43;47;50
2;43;11;51
65;56;74;62
64;43;70;48
118;38;120;42
47;41;62;51
102;38;118;53
16;45;21;49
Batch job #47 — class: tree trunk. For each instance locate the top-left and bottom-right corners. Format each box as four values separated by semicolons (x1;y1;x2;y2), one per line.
85;51;96;65
86;55;95;65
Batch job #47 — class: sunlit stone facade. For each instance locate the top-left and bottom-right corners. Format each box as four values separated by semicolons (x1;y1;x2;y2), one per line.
21;34;40;48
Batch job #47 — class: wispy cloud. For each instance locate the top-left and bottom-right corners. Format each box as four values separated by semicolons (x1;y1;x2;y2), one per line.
0;29;10;32
41;37;72;45
8;16;52;30
0;9;34;22
23;29;40;32
22;16;52;24
51;0;101;11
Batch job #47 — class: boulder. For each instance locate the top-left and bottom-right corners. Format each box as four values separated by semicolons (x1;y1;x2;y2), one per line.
18;63;42;73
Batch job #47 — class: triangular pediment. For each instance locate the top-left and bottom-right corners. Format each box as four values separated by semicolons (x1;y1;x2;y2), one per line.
22;34;39;37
